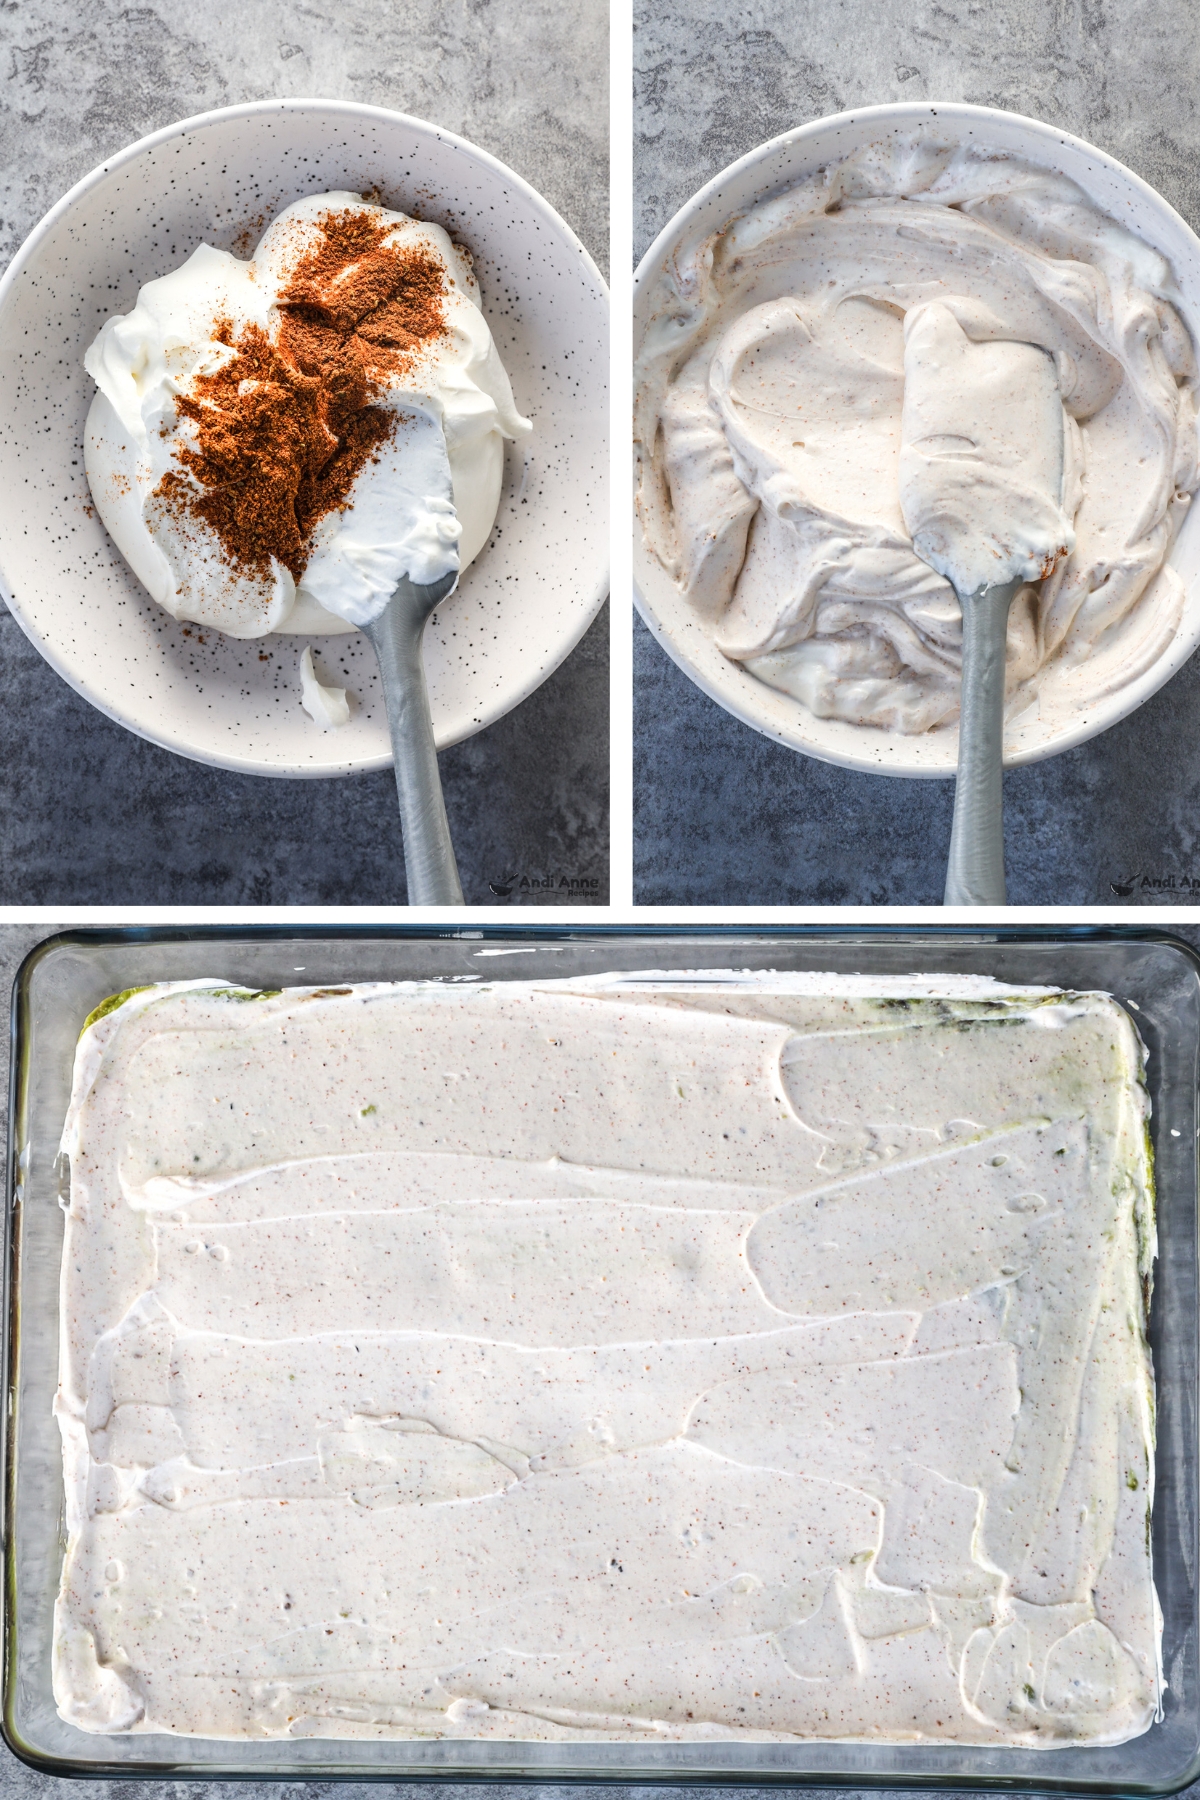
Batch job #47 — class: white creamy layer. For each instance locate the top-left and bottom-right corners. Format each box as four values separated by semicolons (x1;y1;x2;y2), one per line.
54;973;1158;1746
635;134;1199;734
84;193;531;638
898;302;1073;596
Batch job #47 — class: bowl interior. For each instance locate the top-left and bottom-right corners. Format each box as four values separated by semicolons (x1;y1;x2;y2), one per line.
633;102;1200;778
0;101;608;777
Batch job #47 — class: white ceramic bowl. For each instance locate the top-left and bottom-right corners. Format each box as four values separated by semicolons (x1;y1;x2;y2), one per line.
0;99;608;777
633;101;1200;777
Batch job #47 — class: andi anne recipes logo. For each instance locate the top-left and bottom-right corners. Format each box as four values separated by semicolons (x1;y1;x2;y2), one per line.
489;871;602;899
1111;871;1200;896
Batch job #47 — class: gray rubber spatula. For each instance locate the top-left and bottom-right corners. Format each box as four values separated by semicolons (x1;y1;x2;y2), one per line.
361;570;463;906
940;572;1023;904
898;303;1070;906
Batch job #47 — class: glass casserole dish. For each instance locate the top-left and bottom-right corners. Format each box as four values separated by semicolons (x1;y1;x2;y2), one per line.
4;924;1198;1790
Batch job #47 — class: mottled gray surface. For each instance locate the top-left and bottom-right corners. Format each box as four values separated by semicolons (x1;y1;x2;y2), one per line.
0;0;608;906
633;0;1200;906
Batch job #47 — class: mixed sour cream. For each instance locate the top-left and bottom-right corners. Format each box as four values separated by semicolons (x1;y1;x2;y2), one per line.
54;972;1157;1745
635;135;1199;736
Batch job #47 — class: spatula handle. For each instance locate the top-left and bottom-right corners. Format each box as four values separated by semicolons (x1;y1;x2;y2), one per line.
944;580;1020;906
367;600;464;907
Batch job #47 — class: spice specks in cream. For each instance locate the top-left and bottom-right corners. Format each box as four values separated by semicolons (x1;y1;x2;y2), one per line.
634;133;1199;739
54;972;1158;1744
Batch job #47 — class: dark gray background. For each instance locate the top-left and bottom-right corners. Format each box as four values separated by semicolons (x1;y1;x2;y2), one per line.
0;0;608;907
633;0;1200;906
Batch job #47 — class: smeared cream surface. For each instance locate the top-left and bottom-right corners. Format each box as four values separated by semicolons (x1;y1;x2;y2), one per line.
634;134;1199;737
54;972;1158;1746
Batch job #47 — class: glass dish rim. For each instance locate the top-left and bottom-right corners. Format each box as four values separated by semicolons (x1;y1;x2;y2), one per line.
5;921;1199;1790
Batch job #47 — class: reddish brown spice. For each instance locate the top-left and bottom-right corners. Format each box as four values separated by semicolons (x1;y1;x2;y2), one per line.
158;207;450;582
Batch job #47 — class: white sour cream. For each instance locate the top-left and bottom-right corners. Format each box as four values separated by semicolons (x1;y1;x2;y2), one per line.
84;193;531;639
54;973;1157;1746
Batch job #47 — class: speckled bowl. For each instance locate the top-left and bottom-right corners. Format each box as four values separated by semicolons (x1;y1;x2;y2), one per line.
633;102;1200;777
0;99;608;777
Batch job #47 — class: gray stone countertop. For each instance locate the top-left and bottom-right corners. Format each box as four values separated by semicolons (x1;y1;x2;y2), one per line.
0;0;608;906
4;922;1200;1800
633;0;1200;906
